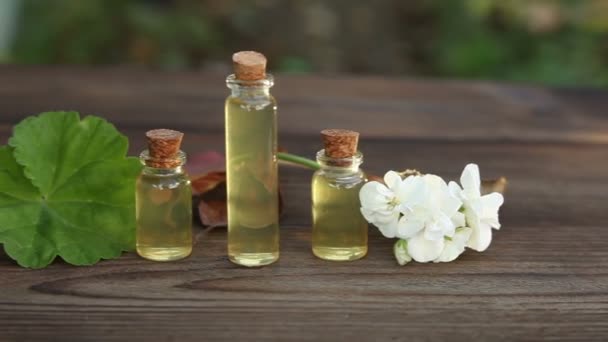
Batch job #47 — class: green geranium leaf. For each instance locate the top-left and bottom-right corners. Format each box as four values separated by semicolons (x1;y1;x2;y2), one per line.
0;112;141;268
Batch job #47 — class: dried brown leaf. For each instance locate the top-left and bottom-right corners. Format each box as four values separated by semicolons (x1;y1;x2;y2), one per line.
188;151;284;227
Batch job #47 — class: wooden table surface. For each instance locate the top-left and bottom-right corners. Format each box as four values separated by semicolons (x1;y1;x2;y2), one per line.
1;66;607;341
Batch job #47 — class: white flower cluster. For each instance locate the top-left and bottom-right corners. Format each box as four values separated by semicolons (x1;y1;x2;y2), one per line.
359;164;503;265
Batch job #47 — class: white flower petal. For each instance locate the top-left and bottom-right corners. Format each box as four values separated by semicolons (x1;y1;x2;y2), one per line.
467;197;484;218
407;233;444;263
434;212;456;238
481;192;504;211
441;193;463;218
373;209;399;225
359;181;389;210
448;181;463;199
397;175;427;207
375;214;399;238
421;174;461;216
427;175;462;216
460;163;481;198
463;206;481;240
473;193;504;230
481;193;504;230
393;239;412;265
397;216;425;239
454;227;473;245
384;171;402;191
424;224;445;241
360;207;377;224
421;174;444;191
435;228;472;263
397;203;413;214
467;223;493;252
483;216;501;230
451;211;466;228
376;183;395;198
361;209;399;238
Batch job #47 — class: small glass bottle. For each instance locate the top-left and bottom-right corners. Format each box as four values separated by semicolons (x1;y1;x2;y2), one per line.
225;51;279;267
136;129;192;262
312;129;368;261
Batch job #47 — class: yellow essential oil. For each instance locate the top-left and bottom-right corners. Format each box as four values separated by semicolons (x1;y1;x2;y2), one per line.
312;130;368;261
136;130;192;262
225;51;279;267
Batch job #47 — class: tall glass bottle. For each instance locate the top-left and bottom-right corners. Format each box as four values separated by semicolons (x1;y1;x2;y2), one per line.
225;51;279;267
312;129;368;261
136;129;192;262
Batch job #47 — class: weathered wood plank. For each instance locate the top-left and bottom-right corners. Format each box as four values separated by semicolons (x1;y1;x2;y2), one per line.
1;66;607;142
1;222;607;341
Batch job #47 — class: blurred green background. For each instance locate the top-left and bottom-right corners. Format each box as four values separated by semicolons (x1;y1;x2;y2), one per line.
1;0;607;86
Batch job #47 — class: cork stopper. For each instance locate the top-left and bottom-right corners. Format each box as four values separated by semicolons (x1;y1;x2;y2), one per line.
321;129;359;158
145;129;184;168
232;51;267;81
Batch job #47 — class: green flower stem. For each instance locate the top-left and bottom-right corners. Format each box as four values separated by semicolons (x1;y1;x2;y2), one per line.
277;152;320;170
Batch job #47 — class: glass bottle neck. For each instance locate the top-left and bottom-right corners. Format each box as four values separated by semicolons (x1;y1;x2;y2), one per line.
226;74;273;99
141;165;185;176
316;149;363;177
140;150;187;176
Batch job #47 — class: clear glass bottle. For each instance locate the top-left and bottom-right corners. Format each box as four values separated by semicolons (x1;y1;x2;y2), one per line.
136;149;192;262
225;52;279;267
312;150;368;261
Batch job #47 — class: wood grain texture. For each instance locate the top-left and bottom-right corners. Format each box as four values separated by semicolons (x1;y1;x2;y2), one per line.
1;67;607;341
